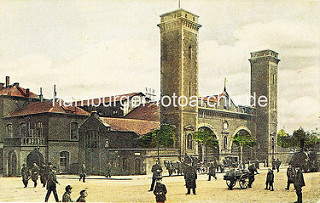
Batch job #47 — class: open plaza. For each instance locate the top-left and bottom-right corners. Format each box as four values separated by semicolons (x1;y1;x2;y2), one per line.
1;166;319;202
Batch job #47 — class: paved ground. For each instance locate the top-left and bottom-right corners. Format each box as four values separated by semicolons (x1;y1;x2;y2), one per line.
0;167;319;202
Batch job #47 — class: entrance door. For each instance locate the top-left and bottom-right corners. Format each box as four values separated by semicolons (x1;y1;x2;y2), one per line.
135;159;141;175
8;151;17;176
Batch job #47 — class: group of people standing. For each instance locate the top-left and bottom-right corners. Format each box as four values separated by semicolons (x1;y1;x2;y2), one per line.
20;162;87;202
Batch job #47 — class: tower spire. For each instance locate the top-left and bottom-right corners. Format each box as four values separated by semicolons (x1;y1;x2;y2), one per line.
224;77;227;91
179;0;181;9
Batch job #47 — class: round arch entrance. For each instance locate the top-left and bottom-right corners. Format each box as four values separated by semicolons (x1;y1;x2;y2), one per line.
197;126;219;162
26;148;44;169
8;150;17;177
231;129;255;165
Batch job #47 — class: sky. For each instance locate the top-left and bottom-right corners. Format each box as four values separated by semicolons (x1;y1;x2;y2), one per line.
0;0;319;134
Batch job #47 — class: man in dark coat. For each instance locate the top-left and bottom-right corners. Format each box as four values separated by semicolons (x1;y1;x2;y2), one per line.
149;161;163;191
62;185;73;202
153;177;167;203
106;162;112;178
40;164;48;187
271;158;276;170
31;162;40;187
79;163;86;182
276;158;282;172
44;163;60;202
76;190;87;202
21;164;30;188
184;165;197;195
265;169;274;191
286;165;296;190
294;168;305;203
207;162;217;181
248;164;259;188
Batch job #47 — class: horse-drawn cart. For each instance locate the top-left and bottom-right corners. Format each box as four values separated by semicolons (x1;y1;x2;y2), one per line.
223;169;249;189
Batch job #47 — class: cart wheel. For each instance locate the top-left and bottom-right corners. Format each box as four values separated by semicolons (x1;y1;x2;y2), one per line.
226;180;236;189
239;180;248;189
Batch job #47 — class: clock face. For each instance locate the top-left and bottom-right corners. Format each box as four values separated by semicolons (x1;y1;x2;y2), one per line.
223;121;228;130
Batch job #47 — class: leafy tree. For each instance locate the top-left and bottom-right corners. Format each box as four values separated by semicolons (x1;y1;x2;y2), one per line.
138;124;176;148
231;130;256;166
277;128;320;150
193;127;219;161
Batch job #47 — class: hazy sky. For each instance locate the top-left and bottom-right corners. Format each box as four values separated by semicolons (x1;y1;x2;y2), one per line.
0;0;319;133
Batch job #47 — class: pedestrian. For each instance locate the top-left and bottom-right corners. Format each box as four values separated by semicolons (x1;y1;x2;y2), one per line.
149;161;163;192
21;164;30;188
248;163;259;188
62;185;73;202
44;162;60;202
271;158;276;170
207;162;217;181
40;164;48;188
294;168;305;203
184;164;197;195
265;169;274;191
79;163;86;183
153;176;167;203
76;190;87;202
286;165;296;190
105;162;112;178
31;162;40;188
276;158;282;172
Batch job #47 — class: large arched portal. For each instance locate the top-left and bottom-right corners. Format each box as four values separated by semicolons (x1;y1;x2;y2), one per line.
26;148;44;169
231;129;255;164
196;126;219;162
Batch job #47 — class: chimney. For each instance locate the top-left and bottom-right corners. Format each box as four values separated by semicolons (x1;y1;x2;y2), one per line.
5;76;10;87
53;85;57;99
26;88;30;97
39;87;44;102
0;83;4;89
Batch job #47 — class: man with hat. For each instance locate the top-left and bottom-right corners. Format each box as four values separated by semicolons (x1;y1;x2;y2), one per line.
149;161;163;192
153;176;167;203
62;185;73;202
294;167;305;203
265;168;274;191
31;162;40;187
184;164;197;195
44;162;60;202
21;163;30;188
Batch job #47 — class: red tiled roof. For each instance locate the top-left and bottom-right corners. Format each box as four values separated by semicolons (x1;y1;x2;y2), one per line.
100;117;159;136
6;99;90;117
75;92;146;106
124;102;160;122
0;85;38;98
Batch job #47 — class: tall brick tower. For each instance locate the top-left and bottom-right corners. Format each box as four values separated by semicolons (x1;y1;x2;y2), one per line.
249;49;279;162
158;8;201;156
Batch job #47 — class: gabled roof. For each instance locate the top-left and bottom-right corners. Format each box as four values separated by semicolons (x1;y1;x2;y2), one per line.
0;85;38;98
5;99;90;118
75;92;147;106
200;93;225;103
124;102;160;122
100;117;159;136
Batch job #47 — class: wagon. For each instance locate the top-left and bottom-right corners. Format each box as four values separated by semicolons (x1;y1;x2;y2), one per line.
223;169;249;189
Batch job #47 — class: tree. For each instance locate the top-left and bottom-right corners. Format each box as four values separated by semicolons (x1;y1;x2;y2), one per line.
193;128;219;162
277;128;320;150
231;130;256;166
138;124;176;148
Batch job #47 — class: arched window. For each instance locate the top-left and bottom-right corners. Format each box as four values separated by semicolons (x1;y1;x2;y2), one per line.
6;124;13;138
223;136;228;149
20;123;27;137
60;151;69;168
35;121;43;137
187;134;193;149
70;122;78;140
86;130;99;148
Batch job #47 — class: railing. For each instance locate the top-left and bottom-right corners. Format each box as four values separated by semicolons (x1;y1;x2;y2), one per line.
3;137;46;146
